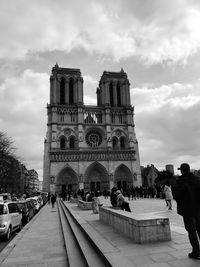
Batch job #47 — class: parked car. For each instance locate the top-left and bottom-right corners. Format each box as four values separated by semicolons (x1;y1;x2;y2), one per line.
16;200;35;225
26;197;40;213
0;202;22;240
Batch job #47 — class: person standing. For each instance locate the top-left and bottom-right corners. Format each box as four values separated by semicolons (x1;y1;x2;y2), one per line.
51;194;56;208
92;191;102;214
110;187;118;207
163;181;173;210
173;163;200;260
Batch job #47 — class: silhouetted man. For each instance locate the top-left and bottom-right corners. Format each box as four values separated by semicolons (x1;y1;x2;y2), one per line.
173;163;200;260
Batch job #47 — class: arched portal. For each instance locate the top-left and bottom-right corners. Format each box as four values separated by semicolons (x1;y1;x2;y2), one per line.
84;162;109;192
114;164;133;191
56;166;78;195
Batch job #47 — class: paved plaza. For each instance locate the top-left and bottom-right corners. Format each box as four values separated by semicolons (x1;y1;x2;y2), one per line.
1;197;200;267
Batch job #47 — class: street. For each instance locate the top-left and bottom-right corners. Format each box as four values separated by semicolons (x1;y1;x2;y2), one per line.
0;232;18;252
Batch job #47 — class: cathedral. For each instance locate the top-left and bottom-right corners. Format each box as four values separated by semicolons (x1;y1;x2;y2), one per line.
42;64;142;194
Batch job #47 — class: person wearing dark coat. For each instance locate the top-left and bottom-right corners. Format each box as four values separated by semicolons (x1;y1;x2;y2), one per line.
51;194;57;208
173;163;200;260
110;187;118;207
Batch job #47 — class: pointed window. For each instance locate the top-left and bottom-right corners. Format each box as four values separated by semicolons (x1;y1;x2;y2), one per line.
69;136;75;150
117;82;121;106
112;137;118;149
60;136;66;150
120;136;126;149
69;78;74;105
60;79;65;104
109;82;114;107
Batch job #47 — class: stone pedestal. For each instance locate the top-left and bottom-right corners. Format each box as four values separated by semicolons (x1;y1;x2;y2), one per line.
99;207;171;243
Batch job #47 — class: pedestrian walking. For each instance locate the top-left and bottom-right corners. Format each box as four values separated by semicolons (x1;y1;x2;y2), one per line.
131;186;136;200
47;193;51;204
51;194;56;208
163;181;173;210
173;163;200;260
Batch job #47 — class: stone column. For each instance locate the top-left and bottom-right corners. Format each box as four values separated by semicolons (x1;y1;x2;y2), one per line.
105;108;111;125
77;77;83;105
50;76;54;104
100;82;105;105
121;82;126;106
109;181;114;190
52;107;57;124
53;77;57;104
65;79;69;104
104;80;110;105
126;81;131;106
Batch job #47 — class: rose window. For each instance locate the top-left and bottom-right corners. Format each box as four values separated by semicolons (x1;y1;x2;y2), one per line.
85;131;102;147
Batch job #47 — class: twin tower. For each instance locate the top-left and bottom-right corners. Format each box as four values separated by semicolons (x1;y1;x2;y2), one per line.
43;64;141;194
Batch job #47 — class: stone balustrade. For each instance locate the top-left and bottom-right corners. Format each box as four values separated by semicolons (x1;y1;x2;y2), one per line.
99;206;171;244
50;149;136;162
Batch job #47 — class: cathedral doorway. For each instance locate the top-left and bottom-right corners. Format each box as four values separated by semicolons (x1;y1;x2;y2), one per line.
114;164;133;192
84;162;109;192
56;167;78;195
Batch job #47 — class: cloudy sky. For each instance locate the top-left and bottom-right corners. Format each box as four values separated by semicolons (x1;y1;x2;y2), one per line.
0;0;200;179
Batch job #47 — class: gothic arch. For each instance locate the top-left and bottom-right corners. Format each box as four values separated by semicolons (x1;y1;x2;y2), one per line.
57;128;77;138
112;136;118;149
114;164;133;190
56;165;78;194
60;78;65;104
69;135;76;149
57;128;77;140
120;136;126;149
84;162;109;192
111;129;128;148
60;135;66;150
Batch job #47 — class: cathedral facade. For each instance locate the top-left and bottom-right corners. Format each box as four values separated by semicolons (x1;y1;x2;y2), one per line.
43;64;142;194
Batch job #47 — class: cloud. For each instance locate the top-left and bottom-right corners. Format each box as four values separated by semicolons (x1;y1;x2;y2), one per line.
1;0;200;64
131;81;200;170
0;69;49;178
83;74;98;105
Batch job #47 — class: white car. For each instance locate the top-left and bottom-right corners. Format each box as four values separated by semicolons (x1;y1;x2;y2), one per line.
0;202;22;240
